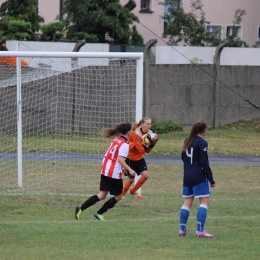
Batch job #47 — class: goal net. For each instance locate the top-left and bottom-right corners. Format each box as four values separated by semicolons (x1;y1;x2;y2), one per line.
0;51;143;195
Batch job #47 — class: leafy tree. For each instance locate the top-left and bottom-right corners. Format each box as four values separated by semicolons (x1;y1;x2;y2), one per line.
161;0;248;47
41;21;65;41
131;25;144;45
223;9;248;47
0;0;44;40
161;0;213;46
62;0;140;43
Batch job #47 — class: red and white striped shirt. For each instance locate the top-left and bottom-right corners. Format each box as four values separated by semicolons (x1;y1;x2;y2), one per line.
101;136;129;179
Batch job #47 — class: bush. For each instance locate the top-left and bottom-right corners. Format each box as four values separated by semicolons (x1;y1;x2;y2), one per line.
152;119;183;133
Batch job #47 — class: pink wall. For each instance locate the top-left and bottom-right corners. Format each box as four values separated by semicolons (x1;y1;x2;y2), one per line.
183;0;260;46
0;0;260;46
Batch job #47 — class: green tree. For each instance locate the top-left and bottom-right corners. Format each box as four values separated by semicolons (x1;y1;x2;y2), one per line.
41;21;65;41
62;0;139;43
161;0;248;47
224;9;248;47
161;0;214;46
0;0;44;40
131;25;144;45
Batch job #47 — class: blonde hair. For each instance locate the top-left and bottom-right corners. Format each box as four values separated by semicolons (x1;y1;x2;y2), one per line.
132;117;151;131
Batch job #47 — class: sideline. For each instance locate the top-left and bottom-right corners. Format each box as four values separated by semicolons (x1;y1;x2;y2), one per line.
0;152;260;165
146;154;260;165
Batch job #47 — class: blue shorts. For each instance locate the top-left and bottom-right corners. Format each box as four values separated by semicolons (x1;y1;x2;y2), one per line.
182;182;211;198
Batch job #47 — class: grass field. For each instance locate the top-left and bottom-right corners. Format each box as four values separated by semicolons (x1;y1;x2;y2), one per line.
0;119;260;259
1;163;260;260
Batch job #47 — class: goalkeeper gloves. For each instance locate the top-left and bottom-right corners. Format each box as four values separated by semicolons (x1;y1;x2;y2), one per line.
147;134;158;148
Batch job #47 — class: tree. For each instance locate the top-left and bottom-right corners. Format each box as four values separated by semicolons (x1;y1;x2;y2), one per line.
62;0;140;43
161;0;248;47
161;0;213;46
0;0;44;40
131;25;144;45
41;21;65;41
223;9;248;47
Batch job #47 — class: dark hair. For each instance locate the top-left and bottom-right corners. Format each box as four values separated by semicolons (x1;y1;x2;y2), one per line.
132;117;151;131
183;120;207;151
102;122;132;138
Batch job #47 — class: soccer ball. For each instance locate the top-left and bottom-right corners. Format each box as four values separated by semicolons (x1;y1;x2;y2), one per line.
142;133;158;146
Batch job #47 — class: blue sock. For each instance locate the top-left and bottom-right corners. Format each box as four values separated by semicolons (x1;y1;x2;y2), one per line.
196;204;208;232
180;206;190;231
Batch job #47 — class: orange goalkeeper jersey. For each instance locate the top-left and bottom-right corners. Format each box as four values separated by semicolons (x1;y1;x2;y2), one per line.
127;127;153;161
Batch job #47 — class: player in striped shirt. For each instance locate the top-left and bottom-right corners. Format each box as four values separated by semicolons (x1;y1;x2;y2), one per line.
74;122;136;221
178;120;216;238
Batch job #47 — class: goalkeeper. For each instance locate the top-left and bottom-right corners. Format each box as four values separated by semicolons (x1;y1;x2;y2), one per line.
122;117;158;199
74;122;136;221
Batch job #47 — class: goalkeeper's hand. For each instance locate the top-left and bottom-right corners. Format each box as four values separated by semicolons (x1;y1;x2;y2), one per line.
147;134;158;148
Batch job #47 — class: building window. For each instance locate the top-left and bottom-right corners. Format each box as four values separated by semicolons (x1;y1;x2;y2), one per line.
226;26;241;39
140;0;153;13
206;25;221;39
258;27;260;40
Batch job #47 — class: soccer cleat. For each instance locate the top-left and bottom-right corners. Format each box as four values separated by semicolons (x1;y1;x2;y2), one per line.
178;230;187;237
74;205;82;220
130;191;143;199
94;213;105;221
196;230;213;238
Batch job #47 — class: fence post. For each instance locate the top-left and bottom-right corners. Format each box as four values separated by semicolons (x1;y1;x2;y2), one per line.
143;39;157;117
213;42;228;128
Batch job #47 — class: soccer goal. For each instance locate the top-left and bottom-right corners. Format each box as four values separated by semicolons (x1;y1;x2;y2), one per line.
0;50;143;195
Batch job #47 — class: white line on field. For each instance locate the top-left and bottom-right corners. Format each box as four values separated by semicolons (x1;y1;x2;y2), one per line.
1;215;259;225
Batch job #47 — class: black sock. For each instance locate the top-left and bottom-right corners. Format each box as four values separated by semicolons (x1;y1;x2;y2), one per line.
81;195;100;211
97;197;118;215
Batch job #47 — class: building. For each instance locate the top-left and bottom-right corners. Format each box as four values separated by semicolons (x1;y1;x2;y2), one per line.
0;0;260;47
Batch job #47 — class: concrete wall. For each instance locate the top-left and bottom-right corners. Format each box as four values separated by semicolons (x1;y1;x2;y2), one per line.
0;63;136;134
156;46;260;66
1;63;259;133
149;64;260;129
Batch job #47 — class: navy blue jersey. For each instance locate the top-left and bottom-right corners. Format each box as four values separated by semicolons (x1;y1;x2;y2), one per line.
181;136;215;187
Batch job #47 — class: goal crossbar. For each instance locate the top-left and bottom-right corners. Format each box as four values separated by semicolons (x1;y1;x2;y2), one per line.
0;51;143;59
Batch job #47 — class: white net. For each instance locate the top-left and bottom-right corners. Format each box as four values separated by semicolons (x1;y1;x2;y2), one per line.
0;52;143;195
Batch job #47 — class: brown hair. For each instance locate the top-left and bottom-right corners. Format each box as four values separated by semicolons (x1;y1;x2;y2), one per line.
183;120;207;151
102;122;132;138
132;117;151;131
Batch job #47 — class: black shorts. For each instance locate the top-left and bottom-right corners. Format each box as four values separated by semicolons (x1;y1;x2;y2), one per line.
125;158;148;178
100;174;123;196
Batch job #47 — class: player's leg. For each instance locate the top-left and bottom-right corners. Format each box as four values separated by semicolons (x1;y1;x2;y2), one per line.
94;178;123;221
179;186;194;236
129;159;148;199
75;175;109;220
75;190;108;220
194;182;213;238
122;158;135;196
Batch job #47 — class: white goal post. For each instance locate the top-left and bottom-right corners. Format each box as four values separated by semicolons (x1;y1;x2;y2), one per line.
0;50;143;195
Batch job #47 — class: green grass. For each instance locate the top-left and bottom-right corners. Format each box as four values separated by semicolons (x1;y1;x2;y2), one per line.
1;118;260;155
1;163;260;260
1;119;260;259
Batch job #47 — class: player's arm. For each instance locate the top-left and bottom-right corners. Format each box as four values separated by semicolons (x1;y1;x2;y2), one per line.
200;143;215;186
130;132;150;154
117;155;135;177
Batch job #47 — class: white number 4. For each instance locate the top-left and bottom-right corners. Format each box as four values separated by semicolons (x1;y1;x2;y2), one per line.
186;147;193;164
